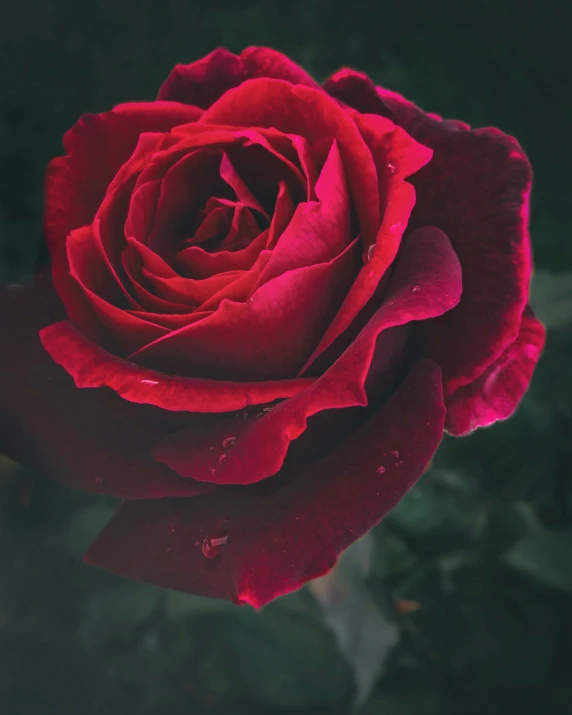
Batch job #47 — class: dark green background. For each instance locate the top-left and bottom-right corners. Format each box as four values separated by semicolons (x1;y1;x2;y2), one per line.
1;1;571;713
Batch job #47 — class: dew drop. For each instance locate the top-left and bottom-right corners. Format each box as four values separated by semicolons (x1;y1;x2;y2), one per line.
256;407;274;419
94;475;103;485
140;379;159;386
202;534;228;559
412;285;421;292
387;162;396;174
376;465;386;475
218;453;228;465
222;435;236;449
389;450;400;458
365;244;376;263
208;466;216;477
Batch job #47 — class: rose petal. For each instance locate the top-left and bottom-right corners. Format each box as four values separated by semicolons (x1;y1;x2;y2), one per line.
45;102;202;330
0;277;209;499
84;359;445;606
65;226;168;355
157;46;319;109
177;228;268;278
251;141;351;289
45;101;203;253
445;306;545;435
325;69;533;397
39;320;314;414
129;238;361;381
219;152;269;220
201;79;380;245
153;226;461;484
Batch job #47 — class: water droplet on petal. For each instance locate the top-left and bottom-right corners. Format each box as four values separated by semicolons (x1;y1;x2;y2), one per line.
389;450;400;458
202;534;228;559
140;379;159;386
208;466;216;477
388;162;396;174
412;285;421;292
94;476;103;485
376;465;386;474
222;435;236;449
218;453;228;465
365;244;376;263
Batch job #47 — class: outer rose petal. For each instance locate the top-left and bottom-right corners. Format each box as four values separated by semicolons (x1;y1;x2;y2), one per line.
445;306;545;435
157;46;319;109
323;69;532;397
84;360;445;606
152;226;461;484
0;277;209;499
40;320;313;413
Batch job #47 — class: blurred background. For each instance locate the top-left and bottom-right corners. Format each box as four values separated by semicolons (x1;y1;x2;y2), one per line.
1;1;571;713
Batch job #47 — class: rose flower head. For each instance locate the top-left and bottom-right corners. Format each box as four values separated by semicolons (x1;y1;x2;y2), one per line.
0;47;544;607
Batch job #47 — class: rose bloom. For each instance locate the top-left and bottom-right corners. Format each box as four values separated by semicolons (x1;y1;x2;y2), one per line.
0;47;544;606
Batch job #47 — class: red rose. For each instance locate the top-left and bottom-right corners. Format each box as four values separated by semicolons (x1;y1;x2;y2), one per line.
0;47;544;606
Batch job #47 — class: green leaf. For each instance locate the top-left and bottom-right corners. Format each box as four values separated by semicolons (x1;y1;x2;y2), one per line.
502;529;572;593
360;682;444;715
530;269;572;329
223;607;351;709
78;583;161;649
60;503;117;556
388;469;476;541
373;529;418;578
164;590;237;619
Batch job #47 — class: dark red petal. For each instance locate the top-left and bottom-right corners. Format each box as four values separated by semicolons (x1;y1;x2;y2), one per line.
201;79;381;245
445;306;545;435
219;152;269;219
153;226;461;485
129;238;360;381
65;226;168;355
157;46;319;109
410;127;533;396
40;320;313;413
300;115;432;373
84;360;445;606
253;141;351;288
323;69;392;115
177;228;268;278
45;101;203;254
0;277;209;499
146;148;224;255
124;179;161;244
325;69;533;398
